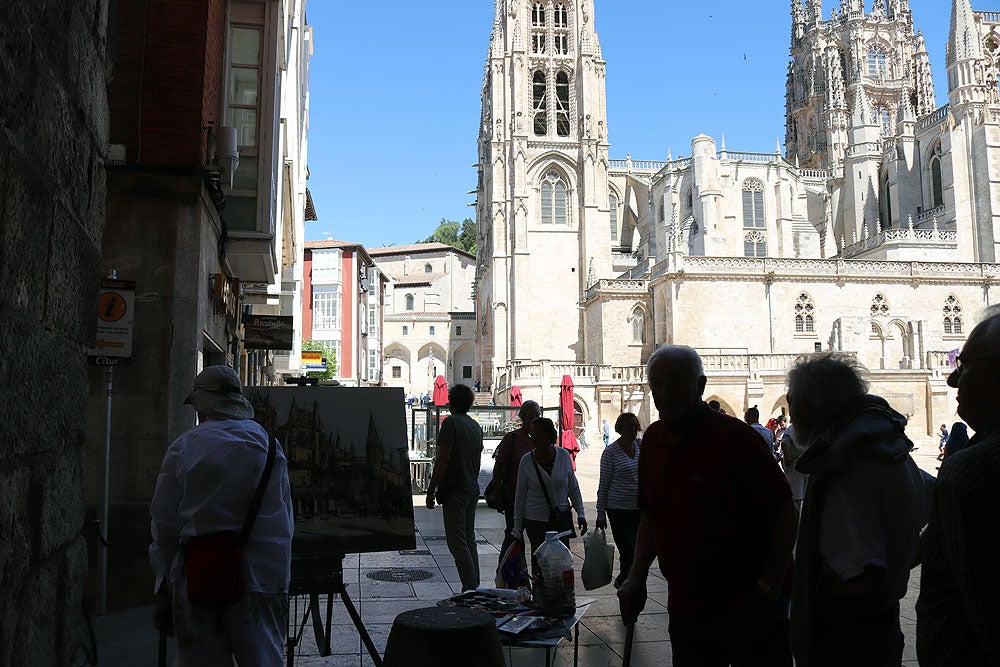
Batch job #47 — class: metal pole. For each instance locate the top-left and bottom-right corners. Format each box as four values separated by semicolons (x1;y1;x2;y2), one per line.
97;364;113;615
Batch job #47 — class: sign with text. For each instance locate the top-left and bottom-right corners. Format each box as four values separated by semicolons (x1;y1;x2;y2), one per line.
88;278;136;366
244;314;293;350
302;350;326;371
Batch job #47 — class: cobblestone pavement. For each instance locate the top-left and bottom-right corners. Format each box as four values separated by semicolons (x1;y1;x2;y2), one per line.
95;441;935;665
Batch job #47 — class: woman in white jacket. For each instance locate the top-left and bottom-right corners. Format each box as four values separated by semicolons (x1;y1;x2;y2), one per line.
512;417;587;574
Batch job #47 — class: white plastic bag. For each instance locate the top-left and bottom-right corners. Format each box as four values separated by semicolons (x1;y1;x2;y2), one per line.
581;528;614;590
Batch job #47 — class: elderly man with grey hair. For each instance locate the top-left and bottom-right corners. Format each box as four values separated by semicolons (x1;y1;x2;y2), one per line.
619;345;797;666
150;365;293;666
918;310;1000;665
787;353;930;667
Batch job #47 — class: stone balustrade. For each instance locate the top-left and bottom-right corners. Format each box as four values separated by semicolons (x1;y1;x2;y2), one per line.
917;104;950;131
914;204;946;224
840;225;956;258
981;11;1000;24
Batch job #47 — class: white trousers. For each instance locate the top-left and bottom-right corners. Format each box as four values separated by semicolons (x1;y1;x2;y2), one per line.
172;578;287;666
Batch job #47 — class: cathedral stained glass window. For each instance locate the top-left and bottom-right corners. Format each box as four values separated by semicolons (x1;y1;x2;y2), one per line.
631;307;645;343
609;194;619;241
742;179;765;229
868;48;887;79
871;293;890;317
931;155;943;208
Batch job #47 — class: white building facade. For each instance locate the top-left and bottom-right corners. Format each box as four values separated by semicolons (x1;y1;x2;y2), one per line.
371;243;478;396
476;0;1000;443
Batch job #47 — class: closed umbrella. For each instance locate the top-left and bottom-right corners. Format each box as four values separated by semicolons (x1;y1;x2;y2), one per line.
509;385;522;423
559;375;581;470
433;375;449;406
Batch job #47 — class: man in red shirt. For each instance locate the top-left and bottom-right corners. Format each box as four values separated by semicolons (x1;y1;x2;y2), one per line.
619;345;797;666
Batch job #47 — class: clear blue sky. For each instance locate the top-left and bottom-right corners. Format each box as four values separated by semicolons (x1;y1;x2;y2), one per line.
304;0;952;248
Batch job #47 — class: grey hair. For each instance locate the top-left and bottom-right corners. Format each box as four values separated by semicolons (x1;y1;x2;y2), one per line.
518;400;541;419
787;353;868;420
646;345;704;378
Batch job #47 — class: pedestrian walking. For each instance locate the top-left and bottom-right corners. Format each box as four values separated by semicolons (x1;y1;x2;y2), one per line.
595;412;642;589
602;419;611;446
492;401;541;566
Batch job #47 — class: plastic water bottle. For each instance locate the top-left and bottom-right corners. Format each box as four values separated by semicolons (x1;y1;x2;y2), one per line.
534;531;575;617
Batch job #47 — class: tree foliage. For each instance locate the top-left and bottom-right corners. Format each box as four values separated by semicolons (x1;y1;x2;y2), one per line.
421;218;476;254
302;340;337;380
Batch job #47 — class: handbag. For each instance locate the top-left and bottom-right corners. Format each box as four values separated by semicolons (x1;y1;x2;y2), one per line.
185;434;276;610
484;479;499;510
531;452;576;538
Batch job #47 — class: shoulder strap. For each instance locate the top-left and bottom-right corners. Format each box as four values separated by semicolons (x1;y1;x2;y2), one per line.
531;452;556;511
240;434;277;543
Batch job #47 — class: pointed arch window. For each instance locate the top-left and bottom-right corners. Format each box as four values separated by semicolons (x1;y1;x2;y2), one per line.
531;3;545;26
540;171;568;225
554;4;568;28
868;48;887;79
609;194;619;241
795;293;815;333
424;263;432;273
742;179;765;229
532;71;547;136
871;293;890;317
943;295;963;334
555;71;571;136
631;307;646;344
553;3;569;54
931;156;943;208
405;293;415;311
744;230;767;257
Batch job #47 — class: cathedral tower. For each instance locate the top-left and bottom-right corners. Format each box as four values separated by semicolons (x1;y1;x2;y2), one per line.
785;0;933;171
475;0;612;385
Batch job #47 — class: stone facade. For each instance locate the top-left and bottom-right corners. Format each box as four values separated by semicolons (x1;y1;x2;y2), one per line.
0;2;112;665
476;0;1000;444
370;244;478;395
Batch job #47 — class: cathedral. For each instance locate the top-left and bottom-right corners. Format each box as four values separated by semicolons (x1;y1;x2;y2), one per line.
474;0;1000;443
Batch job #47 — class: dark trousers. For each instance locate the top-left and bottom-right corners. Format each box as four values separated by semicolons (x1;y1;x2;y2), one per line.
809;600;903;667
668;593;792;667
442;491;480;591
606;508;641;580
523;519;570;576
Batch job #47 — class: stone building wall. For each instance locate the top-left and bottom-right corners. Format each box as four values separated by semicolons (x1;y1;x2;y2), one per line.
0;2;111;665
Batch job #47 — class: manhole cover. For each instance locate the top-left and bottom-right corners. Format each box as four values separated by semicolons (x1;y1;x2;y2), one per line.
366;568;435;583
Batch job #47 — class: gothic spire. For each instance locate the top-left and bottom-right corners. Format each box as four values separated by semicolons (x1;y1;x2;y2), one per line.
853;83;872;126
949;0;984;63
806;0;822;24
792;0;805;43
914;31;936;116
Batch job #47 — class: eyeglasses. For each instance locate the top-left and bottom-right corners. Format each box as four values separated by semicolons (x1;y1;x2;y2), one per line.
953;354;1000;375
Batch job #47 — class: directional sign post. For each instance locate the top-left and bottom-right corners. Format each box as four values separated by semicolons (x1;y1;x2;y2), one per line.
88;273;135;615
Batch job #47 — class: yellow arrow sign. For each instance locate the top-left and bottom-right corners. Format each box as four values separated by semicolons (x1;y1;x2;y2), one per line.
96;339;125;349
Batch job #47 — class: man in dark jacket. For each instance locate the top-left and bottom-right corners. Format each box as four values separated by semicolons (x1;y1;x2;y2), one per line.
787;353;931;667
918;310;1000;665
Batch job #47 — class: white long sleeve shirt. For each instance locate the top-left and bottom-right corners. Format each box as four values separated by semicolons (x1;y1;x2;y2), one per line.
512;447;585;534
149;418;294;593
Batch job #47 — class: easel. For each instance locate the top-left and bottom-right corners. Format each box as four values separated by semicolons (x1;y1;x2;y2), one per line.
285;555;383;667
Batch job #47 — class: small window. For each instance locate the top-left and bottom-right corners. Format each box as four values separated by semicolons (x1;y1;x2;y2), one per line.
609;194;619;241
424;264;432;273
631;307;645;344
794;293;815;334
931;156;943;208
744;230;767;257
405;294;415;311
532;2;545;26
392;366;402;379
402;326;409;335
368;350;377;370
462;365;473;379
944;295;963;335
553;4;568;28
554;34;568;55
429;326;436;336
532;33;546;54
456;325;463;336
871;293;890;317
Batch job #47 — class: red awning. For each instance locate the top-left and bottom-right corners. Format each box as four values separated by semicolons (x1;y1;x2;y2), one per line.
433;375;449;406
559;375;580;469
509;385;523;407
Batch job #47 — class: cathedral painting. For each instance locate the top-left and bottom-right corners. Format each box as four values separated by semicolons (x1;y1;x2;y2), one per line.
246;386;416;556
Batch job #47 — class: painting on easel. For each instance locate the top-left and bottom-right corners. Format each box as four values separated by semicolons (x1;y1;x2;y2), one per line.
245;386;416;556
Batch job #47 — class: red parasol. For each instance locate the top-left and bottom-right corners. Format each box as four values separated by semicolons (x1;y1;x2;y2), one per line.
433;375;449;406
509;385;523;407
559;375;580;470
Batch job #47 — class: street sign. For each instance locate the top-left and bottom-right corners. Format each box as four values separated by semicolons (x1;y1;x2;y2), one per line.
302;349;327;371
88;278;136;366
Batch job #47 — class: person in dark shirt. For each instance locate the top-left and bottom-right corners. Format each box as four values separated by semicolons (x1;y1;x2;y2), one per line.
918;310;1000;665
492;400;541;565
618;345;796;666
425;384;484;591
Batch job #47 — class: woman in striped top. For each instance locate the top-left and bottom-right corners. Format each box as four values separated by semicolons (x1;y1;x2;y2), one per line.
595;412;642;589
